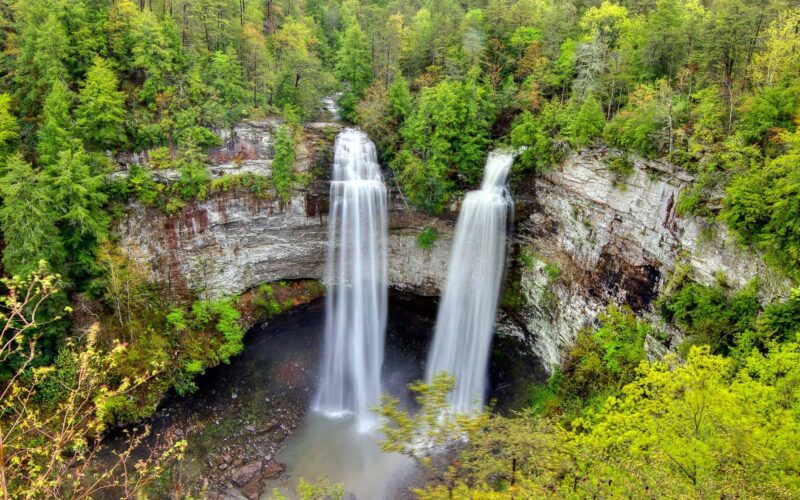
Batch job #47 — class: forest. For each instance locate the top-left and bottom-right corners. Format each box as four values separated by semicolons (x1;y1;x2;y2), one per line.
0;0;799;498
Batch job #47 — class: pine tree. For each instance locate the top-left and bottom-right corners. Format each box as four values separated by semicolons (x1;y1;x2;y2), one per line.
75;57;127;150
37;80;76;166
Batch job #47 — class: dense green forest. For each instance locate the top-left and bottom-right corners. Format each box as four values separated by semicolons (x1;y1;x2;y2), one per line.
0;0;799;497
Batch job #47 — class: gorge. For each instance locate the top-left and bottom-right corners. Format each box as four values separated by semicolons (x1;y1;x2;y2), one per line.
3;2;798;498
107;120;790;498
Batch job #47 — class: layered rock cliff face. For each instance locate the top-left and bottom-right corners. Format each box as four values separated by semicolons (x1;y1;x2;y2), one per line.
115;120;452;298
513;148;788;370
115;124;785;371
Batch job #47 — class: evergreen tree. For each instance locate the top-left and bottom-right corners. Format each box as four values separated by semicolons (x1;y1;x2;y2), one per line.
0;155;64;276
387;76;412;123
272;125;295;203
335;22;373;122
0;93;19;158
75;57;127;150
43;146;109;279
37;80;76;166
13;5;68;116
567;93;605;147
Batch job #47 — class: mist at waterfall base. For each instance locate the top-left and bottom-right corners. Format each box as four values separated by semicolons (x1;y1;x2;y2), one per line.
312;128;388;431
426;152;515;414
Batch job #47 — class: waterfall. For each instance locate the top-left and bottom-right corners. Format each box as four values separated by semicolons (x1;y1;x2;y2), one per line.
313;128;388;431
426;152;514;414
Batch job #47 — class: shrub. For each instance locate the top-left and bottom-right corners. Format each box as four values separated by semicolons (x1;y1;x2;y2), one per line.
416;227;438;249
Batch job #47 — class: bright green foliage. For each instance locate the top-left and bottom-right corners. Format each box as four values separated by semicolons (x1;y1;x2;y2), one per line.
272;125;296;203
335;22;373;122
0;155;63;276
203;49;247;129
401;75;494;191
75;57;127;150
379;372;489;488
416;227;438;249
604;83;686;157
509;108;563;173
565;94;604;148
43;146;109;280
569;346;800;497
173;146;210;202
386;76;412;122
738;84;799;149
721;130;800;279
657;278;760;356
594;304;649;375
412;344;800;498
13;1;68;116
37;81;76;166
392;149;452;214
553;305;650;417
191;297;244;365
0;93;19;156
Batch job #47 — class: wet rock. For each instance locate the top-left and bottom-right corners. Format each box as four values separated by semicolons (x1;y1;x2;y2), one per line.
262;461;286;480
222;454;232;464
241;474;265;500
230;460;262;487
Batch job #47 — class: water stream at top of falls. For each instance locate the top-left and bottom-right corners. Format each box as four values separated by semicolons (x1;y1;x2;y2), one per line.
426;151;515;414
312;128;388;431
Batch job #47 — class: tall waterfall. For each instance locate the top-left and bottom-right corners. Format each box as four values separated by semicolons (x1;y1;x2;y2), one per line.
426;152;514;414
313;128;388;431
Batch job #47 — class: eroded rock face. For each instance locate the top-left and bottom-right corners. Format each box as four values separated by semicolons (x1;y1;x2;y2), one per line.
115;125;786;372
516;148;789;370
115;121;454;298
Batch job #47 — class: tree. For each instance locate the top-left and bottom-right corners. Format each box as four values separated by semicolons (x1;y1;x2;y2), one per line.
335;21;373;122
203;48;247;129
0;266;187;498
387;75;412;123
75;57;127;150
379;373;489;493
0;156;63;277
272;124;295;203
13;3;68;116
566;93;605;147
401;74;494;188
37;80;75;166
43;146;110;279
0;93;18;157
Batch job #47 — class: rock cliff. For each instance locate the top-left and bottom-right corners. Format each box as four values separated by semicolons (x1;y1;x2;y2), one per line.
115;123;786;371
115;120;453;298
514;147;789;370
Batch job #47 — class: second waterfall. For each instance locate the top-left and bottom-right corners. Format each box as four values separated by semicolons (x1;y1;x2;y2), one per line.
313;129;388;431
427;152;514;414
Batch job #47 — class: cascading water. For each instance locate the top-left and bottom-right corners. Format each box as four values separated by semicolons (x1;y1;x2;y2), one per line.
426;152;514;414
313;128;388;431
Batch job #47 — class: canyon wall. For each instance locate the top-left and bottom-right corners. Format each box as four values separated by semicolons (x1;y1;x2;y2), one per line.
115;123;787;370
115;120;452;298
514;148;789;370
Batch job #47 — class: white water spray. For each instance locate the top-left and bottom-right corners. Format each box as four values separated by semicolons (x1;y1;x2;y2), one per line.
426;152;514;414
313;128;388;431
